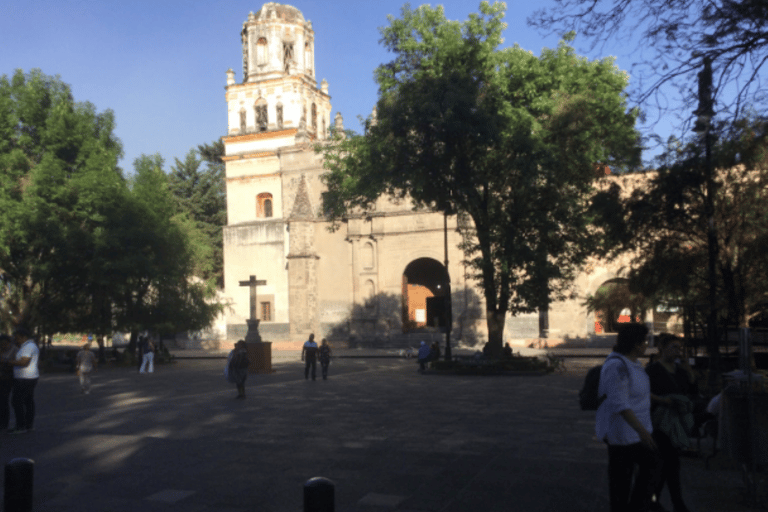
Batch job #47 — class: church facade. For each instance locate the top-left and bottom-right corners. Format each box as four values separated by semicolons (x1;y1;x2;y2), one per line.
220;3;645;348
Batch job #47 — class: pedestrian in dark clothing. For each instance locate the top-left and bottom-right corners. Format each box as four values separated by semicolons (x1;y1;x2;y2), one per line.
302;334;319;380
319;338;332;380
226;340;250;399
417;341;431;373
646;333;697;512
0;334;17;431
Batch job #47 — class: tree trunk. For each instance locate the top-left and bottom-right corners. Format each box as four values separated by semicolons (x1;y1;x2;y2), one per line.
486;308;506;357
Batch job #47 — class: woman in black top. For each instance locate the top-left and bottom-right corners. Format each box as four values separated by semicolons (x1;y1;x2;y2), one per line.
646;333;696;512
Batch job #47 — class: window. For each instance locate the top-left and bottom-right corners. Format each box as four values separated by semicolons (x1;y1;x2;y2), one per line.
276;104;283;129
256;37;267;66
260;302;271;322
239;109;246;133
255;99;268;132
283;42;294;74
363;242;374;269
311;103;317;136
257;193;273;218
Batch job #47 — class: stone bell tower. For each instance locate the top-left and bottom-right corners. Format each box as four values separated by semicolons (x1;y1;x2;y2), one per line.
222;3;332;343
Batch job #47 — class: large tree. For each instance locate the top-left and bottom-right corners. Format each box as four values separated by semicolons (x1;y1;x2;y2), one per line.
529;0;768;123
321;2;641;355
0;69;124;333
0;69;222;346
167;140;226;288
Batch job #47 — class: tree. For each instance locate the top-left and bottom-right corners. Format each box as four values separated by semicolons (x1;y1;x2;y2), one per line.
584;279;653;333
321;2;641;355
167;140;226;288
0;69;124;333
595;116;768;332
0;69;222;348
529;0;768;123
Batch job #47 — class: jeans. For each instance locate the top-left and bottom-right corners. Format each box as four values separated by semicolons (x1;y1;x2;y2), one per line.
11;378;38;430
140;352;154;373
304;359;316;380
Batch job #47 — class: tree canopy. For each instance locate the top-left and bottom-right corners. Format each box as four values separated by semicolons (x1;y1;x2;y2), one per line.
0;69;221;338
529;0;768;124
321;2;641;354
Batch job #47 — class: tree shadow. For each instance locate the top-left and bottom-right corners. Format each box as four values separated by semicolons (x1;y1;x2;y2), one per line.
324;288;485;348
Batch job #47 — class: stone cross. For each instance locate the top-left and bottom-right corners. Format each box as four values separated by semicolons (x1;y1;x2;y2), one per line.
239;275;266;321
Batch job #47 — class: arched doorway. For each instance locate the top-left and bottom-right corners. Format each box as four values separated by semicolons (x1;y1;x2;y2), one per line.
402;258;449;332
587;278;650;333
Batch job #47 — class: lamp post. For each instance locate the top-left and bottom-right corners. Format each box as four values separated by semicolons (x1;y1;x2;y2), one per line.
692;55;719;388
443;211;452;361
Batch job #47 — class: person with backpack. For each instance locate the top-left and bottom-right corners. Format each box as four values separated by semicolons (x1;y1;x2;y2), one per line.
595;323;659;512
226;340;250;399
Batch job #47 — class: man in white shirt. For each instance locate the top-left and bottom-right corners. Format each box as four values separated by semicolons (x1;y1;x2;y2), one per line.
8;327;39;434
595;323;659;512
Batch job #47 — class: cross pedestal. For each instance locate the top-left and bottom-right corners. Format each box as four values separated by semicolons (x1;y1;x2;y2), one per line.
239;275;272;373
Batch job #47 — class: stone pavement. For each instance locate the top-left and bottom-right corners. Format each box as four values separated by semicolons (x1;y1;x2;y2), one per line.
0;353;764;512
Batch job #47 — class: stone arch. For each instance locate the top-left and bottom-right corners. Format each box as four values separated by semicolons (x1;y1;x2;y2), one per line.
363;279;376;309
402;257;449;332
589;277;648;334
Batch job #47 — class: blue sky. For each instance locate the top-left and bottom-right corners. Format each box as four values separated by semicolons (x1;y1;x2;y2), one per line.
1;0;674;173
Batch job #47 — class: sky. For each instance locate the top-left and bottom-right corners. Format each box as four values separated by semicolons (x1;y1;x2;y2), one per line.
1;0;675;173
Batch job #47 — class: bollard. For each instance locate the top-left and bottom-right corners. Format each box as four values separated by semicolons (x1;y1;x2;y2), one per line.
4;458;34;512
304;476;334;512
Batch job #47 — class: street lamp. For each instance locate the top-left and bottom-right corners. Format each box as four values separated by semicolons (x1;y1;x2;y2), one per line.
692;55;719;388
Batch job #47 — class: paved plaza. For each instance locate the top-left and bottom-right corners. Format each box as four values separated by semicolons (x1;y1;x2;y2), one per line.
0;351;763;511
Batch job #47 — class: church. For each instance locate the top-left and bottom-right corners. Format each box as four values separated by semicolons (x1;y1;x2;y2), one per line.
219;3;647;349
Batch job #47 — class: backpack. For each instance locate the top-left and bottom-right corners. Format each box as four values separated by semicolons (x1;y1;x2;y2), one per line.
578;355;627;411
231;350;249;370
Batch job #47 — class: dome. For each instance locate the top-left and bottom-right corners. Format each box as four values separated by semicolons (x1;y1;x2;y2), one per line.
253;3;305;23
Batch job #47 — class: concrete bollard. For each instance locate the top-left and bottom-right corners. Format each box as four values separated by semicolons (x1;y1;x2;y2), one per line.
304;476;334;512
4;458;34;512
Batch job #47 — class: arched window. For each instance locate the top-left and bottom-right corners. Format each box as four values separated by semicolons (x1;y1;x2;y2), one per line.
276;103;284;129
304;41;313;76
257;193;273;218
256;37;267;66
255;98;268;132
311;103;317;137
239;109;247;133
362;242;374;269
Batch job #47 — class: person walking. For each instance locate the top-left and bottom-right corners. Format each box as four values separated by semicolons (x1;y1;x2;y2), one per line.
75;341;98;394
8;327;40;434
646;333;696;512
319;338;332;380
417;341;431;373
595;323;659;512
226;340;250;399
302;334;319;380
139;338;155;373
0;334;17;432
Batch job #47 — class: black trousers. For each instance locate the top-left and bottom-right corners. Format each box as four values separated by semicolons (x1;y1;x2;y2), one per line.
654;430;688;511
320;361;329;379
304;359;316;380
0;379;12;429
11;378;38;430
607;442;660;512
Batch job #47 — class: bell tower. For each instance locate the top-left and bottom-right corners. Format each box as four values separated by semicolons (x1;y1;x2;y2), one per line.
224;3;331;141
